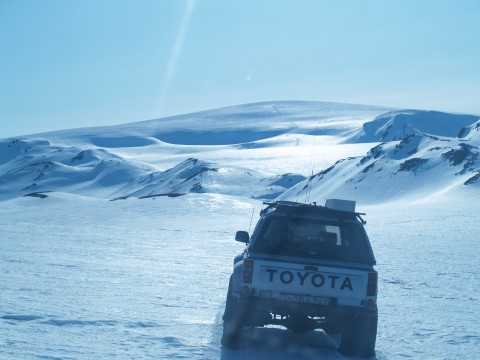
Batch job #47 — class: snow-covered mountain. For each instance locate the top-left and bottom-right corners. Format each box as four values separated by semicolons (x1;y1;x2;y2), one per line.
281;133;479;204
349;109;479;142
1;101;479;204
2;101;480;360
0;101;386;201
280;109;480;204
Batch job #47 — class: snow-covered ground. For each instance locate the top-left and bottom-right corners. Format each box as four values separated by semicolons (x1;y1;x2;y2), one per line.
1;101;479;359
1;192;479;359
1;193;246;359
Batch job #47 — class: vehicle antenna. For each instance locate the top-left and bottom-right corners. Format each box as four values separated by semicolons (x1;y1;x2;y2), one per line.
305;125;319;204
248;204;256;233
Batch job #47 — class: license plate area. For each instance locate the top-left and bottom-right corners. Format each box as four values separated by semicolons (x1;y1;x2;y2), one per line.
279;293;331;306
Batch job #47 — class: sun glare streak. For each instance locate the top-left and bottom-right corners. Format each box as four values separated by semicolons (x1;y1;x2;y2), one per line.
156;0;196;116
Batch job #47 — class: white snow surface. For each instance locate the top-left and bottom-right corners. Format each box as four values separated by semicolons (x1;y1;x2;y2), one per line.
1;192;479;359
1;101;480;359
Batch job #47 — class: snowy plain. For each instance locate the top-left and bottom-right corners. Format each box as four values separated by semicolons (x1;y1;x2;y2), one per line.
1;101;479;359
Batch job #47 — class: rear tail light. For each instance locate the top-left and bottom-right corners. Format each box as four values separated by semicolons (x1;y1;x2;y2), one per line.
242;259;254;283
367;272;378;296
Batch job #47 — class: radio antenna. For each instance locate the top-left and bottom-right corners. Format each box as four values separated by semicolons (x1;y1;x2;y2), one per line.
305;125;319;204
248;204;256;233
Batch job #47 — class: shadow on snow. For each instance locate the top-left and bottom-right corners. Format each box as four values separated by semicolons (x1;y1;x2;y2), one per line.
219;326;378;360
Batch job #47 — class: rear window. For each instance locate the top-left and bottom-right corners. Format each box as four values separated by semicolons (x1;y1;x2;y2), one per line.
251;216;373;264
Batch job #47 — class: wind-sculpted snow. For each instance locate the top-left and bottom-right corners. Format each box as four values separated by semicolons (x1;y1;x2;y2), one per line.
459;120;480;140
353;110;479;143
0;135;305;201
464;171;480;185
27;101;389;145
0;138;50;165
0;139;154;200
155;129;288;146
113;158;306;200
90;135;160;148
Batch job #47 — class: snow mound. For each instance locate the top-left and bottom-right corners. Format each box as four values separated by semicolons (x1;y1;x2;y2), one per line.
0;138;153;201
142;101;390;145
458;120;480;140
353;110;479;142
0;135;306;201
0;138;50;166
90;136;160;148
113;158;306;200
36;101;390;146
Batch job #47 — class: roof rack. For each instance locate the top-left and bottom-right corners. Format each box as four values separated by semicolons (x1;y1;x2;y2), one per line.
261;200;367;224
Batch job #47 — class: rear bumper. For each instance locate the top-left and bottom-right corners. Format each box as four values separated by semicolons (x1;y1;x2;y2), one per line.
235;292;377;319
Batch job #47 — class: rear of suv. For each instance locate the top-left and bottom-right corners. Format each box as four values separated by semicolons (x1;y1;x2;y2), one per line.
222;199;378;357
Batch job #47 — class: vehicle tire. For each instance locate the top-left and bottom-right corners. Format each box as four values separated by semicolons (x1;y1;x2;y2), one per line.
339;314;377;358
221;280;248;349
322;319;342;335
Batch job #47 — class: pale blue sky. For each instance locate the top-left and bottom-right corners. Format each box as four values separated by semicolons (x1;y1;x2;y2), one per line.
1;0;479;137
